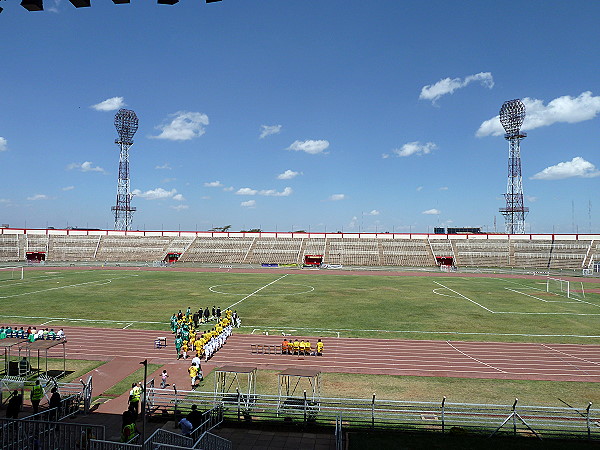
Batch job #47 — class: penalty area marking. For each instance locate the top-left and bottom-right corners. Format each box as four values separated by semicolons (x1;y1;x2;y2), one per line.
504;287;580;304
432;281;495;313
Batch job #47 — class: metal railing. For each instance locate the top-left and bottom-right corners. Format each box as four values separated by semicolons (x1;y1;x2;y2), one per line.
193;432;232;450
0;417;105;450
335;414;344;450
143;387;600;440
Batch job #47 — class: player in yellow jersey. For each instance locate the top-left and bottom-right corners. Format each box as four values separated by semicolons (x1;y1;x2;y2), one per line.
316;339;324;356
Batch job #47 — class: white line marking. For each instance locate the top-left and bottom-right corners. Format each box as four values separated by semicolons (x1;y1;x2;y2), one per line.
39;320;54;326
504;288;579;303
122;323;134;329
226;274;289;309
433;281;495;313
0;275;139;299
237;325;600;339
446;341;507;373
541;343;600;367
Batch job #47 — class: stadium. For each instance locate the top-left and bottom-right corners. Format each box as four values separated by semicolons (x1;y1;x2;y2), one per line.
2;1;600;449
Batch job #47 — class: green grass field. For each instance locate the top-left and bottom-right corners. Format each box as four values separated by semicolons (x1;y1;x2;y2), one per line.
1;267;599;344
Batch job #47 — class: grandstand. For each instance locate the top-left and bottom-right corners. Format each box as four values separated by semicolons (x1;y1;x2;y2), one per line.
0;228;597;272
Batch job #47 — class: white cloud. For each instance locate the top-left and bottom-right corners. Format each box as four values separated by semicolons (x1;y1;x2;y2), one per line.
416;186;423;192
0;198;12;204
531;157;600;180
223;186;234;192
329;194;345;201
260;125;282;139
422;208;441;215
152;111;209;141
204;181;224;188
477;92;600;137
277;170;301;180
366;210;380;216
236;188;258;196
27;194;49;201
0;137;7;152
66;161;106;173
439;186;449;191
162;178;177;183
391;141;437;157
526;195;538;203
236;187;293;197
260;187;293;197
170;205;189;211
62;186;75;191
287;140;329;155
155;163;172;170
419;72;494;104
241;200;256;208
91;96;126;111
131;187;183;200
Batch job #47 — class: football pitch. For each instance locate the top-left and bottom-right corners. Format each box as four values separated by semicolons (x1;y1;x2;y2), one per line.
1;267;599;344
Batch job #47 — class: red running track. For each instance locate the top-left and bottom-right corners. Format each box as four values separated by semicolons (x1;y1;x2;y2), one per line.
37;326;600;383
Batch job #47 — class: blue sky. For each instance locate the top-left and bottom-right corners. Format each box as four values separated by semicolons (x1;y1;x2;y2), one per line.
1;0;599;234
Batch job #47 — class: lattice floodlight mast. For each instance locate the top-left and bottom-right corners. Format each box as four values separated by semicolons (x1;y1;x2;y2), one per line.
111;109;138;230
499;99;529;234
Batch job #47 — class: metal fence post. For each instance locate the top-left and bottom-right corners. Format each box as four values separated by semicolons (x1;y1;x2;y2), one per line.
371;393;376;430
237;388;241;422
587;402;592;439
441;396;446;434
512;398;518;437
303;390;307;423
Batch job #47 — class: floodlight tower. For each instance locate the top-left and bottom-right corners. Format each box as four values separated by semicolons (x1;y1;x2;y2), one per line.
111;108;138;230
499;99;529;234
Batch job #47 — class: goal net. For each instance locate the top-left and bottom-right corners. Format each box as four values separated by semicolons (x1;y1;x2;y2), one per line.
546;277;571;298
0;266;24;282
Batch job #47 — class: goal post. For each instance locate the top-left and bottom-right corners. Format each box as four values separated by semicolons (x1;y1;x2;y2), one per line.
0;266;24;282
546;277;570;298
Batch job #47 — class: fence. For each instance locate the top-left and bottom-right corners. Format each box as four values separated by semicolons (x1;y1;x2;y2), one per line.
143;387;600;441
0;416;105;450
89;405;226;450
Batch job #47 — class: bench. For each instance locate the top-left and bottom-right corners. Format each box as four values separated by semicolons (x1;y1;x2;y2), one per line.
250;344;282;354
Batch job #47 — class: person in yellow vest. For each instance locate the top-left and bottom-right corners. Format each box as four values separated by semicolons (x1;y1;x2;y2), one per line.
30;379;44;414
121;421;139;443
305;340;312;355
128;382;142;418
316;339;324;356
299;340;306;355
194;338;203;356
292;339;300;355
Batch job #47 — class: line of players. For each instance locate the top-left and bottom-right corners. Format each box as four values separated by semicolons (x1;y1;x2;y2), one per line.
171;307;240;361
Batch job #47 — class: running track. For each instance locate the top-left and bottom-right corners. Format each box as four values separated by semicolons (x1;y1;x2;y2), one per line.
38;326;600;383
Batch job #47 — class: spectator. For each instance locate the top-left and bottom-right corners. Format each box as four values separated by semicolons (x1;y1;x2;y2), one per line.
160;370;169;389
49;386;61;420
187;404;202;430
6;390;22;419
203;307;209;323
179;417;193;437
56;329;65;340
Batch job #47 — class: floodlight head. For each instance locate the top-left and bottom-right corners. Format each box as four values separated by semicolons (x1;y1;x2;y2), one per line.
114;109;138;143
499;99;526;135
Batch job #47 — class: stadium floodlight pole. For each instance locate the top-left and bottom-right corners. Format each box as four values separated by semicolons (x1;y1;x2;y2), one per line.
112;109;138;231
140;359;148;444
498;99;529;234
